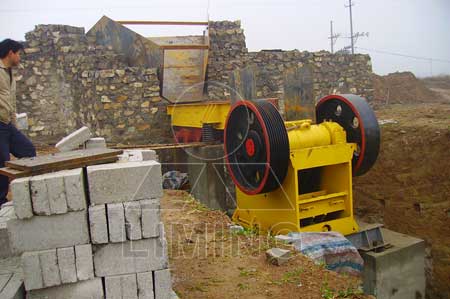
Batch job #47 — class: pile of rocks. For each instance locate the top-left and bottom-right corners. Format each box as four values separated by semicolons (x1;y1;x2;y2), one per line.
7;157;174;298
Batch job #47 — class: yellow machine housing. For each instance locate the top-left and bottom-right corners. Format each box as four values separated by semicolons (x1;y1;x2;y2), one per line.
232;119;359;236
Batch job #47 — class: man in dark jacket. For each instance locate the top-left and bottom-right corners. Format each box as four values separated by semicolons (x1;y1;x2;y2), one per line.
0;39;36;207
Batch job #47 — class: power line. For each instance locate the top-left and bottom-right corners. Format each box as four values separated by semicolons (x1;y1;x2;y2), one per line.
328;20;340;54
355;47;450;63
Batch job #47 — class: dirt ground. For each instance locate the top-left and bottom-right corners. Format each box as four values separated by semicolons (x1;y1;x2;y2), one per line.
354;89;450;298
161;190;370;299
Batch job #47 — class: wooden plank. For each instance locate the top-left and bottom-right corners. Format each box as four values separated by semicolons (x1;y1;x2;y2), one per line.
0;167;30;179
118;21;209;26
6;149;122;172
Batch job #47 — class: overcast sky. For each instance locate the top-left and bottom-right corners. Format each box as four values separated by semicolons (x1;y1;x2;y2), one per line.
1;0;449;77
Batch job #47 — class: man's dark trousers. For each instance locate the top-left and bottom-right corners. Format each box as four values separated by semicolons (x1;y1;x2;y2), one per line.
0;122;36;207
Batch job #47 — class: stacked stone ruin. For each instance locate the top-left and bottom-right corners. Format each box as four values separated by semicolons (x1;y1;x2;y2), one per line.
8;159;174;298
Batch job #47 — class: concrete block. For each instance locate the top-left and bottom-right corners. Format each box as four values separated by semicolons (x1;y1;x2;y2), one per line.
124;201;142;240
84;137;107;150
63;168;86;212
274;235;295;244
11;177;33;219
45;173;68;215
123;149;158;162
21;251;43;290
75;244;94;281
27;277;104;299
107;203;126;243
105;275;122;299
265;248;292;266
159;223;169;265
88;205;108;244
39;249;61;288
7;211;89;254
140;199;160;238
137;271;154;299
362;228;425;299
93;238;167;277
121;274;138;299
0;272;24;299
0;208;15;259
87;161;163;205
154;269;173;299
55;126;91;152
30;175;50;216
57;247;77;284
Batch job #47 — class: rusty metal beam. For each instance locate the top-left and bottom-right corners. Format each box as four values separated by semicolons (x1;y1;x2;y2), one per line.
118;21;209;26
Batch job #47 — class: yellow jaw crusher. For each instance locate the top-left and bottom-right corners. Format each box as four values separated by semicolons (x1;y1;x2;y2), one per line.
224;94;380;236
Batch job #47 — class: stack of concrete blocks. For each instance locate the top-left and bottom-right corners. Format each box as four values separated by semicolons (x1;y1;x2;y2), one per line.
87;160;173;299
7;168;104;298
7;159;175;298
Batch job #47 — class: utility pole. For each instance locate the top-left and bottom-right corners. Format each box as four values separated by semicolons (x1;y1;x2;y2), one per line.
343;0;368;54
345;0;355;54
329;21;340;54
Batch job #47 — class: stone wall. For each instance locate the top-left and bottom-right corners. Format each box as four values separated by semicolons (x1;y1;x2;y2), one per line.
16;25;171;144
206;21;374;104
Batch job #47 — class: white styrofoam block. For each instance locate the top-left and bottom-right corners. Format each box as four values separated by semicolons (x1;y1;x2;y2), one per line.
56;126;91;152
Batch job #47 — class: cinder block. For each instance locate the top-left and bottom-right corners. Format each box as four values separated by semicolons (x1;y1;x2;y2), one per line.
93;238;167;277
57;247;77;284
75;244;94;281
11;177;33;219
137;271;154;299
141;199;160;238
105;275;122;299
121;274;138;299
27;277;104;299
45;173;68;215
30;175;50;216
21;251;43;291
7;211;89;254
39;249;61;288
63;168;86;212
88;205;108;244
124;201;142;240
84;137;107;150
123;149;158;162
107;203;126;243
56;126;91;152
87;161;163;205
154;269;173;299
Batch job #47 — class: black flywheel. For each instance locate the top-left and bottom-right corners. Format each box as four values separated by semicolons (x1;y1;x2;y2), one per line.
316;94;380;176
224;100;290;195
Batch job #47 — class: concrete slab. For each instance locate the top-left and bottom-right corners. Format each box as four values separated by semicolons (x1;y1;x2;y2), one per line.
140;199;160;239
121;274;138;299
137;271;154;299
30;175;51;216
154;269;173;299
124;201;142;241
7;211;89;254
93;238;167;277
87;161;163;205
57;247;77;284
88;205;108;244
75;244;94;281
63;168;86;212
105;275;122;299
27;277;104;299
107;203;126;243
45;173;68;215
11;177;33;219
0;257;25;299
85;137;107;150
39;249;61;288
362;228;426;299
22;252;43;290
55;126;91;152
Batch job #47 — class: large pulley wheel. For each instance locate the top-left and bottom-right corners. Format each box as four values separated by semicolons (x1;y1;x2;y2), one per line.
316;94;380;176
224;100;290;195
